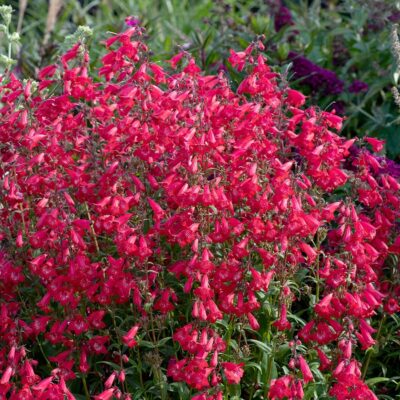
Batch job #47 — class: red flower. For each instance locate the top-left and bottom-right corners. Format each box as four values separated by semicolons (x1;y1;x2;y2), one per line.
273;304;291;331
298;355;313;383
286;89;306;107
365;137;385;152
221;362;244;384
122;325;139;348
0;21;398;400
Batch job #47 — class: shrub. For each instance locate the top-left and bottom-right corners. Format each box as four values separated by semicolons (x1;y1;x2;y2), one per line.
0;23;399;399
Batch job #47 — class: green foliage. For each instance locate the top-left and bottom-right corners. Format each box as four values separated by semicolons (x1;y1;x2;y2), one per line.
284;0;400;158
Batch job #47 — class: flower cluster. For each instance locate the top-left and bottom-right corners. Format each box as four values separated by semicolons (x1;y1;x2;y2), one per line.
274;5;294;32
288;51;345;96
0;24;399;399
348;80;369;94
347;144;400;180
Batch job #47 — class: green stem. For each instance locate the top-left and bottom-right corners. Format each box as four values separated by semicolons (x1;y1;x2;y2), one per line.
225;315;234;355
264;343;275;397
362;315;386;380
17;289;52;369
315;271;320;303
108;307;129;393
85;201;100;254
312;231;323;304
35;337;52;368
82;375;90;400
248;384;256;400
136;347;145;391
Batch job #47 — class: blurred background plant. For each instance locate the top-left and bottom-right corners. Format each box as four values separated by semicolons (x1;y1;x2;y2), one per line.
3;0;400;160
0;4;20;72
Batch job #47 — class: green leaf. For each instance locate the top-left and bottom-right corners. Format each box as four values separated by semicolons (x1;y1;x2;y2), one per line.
139;340;155;349
248;339;272;354
365;377;390;386
157;336;172;347
244;362;263;373
381;125;400;159
96;360;121;370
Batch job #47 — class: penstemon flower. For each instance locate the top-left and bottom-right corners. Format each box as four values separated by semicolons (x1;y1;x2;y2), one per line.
0;21;398;400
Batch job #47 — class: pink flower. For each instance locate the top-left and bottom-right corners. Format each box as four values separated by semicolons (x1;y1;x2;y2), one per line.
269;375;303;399
273;304;291;331
365;137;385;152
122;325;139;348
221;362;244;384
125;16;140;27
298;355;313;383
286;89;306;107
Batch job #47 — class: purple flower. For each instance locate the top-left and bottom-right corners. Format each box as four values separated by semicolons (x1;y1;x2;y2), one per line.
348;80;369;93
274;6;294;32
125;16;141;27
346;145;400;179
332;37;350;67
375;156;400;179
389;11;400;23
217;62;228;73
288;52;344;96
329;100;346;116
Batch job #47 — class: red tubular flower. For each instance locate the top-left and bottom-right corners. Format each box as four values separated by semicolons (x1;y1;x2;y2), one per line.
314;293;334;318
221;362;244;385
298;355;313;383
316;348;331;371
268;375;302;399
94;388;115;400
384;298;400;314
365;137;385;152
247;312;260;330
286;89;306;107
273;304;291;331
356;319;376;350
122;325;139;348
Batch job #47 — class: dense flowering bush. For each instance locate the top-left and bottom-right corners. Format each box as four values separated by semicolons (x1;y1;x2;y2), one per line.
0;24;400;399
7;0;400;158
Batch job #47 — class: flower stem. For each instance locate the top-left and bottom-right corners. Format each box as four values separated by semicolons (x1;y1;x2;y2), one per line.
82;375;90;400
362;315;386;380
85;201;100;254
264;343;275;397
